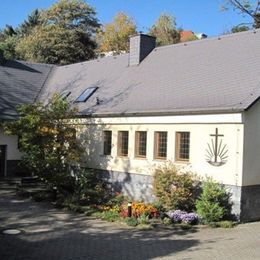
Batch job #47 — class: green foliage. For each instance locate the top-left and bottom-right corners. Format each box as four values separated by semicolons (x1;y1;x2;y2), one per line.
162;217;172;226
222;0;260;29
149;13;180;46
125;217;139;227
4;94;80;194
16;24;96;65
41;0;99;32
153;163;199;211
0;34;20;60
106;193;126;207
137;214;150;225
231;25;250;33
96;12;137;54
209;220;236;228
19;9;43;36
73;168;108;205
99;210;120;222
1;0;99;64
195;177;232;223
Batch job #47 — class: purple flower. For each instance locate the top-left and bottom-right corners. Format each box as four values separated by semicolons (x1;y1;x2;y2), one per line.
166;210;199;224
166;210;187;223
181;213;198;224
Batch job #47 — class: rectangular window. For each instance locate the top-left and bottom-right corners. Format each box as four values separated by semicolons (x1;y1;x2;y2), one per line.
135;131;147;158
59;90;71;100
154;131;167;159
75;87;98;102
118;131;128;157
103;131;112;155
176;132;190;161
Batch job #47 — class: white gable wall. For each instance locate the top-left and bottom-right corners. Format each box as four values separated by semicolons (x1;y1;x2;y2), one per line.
242;99;260;185
78;113;244;187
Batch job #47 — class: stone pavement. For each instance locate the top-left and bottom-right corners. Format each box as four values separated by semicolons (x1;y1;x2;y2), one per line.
1;188;260;260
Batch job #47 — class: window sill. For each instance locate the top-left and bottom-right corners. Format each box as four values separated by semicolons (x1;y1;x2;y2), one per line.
175;160;190;164
153;158;167;161
134;156;147;160
117;155;129;159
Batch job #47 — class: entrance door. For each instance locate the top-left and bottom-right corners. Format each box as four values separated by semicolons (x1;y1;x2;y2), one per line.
0;145;6;177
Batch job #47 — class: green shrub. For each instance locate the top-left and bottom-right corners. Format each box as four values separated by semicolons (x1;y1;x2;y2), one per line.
100;211;120;222
162;217;172;226
73;168;109;205
125;217;139;227
153;162;199;211
195;177;232;223
137;214;150;225
217;220;236;228
209;220;236;228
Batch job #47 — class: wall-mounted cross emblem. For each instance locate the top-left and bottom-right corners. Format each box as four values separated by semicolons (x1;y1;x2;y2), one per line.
205;128;228;166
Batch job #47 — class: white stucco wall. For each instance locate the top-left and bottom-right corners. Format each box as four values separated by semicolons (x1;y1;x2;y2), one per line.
77;113;244;186
242;100;260;186
0;128;22;160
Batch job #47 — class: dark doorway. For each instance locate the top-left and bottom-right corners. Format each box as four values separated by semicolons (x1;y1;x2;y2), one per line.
0;145;6;177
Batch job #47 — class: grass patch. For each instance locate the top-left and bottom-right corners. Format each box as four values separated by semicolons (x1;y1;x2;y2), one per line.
209;220;236;228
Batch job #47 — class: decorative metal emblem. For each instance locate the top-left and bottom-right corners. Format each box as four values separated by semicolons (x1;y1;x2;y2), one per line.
205;128;228;166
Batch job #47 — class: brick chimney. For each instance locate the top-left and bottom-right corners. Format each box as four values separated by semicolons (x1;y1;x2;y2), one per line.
129;34;156;66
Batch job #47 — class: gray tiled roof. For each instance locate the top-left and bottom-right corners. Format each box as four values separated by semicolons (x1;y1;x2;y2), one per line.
0;60;54;120
7;29;260;118
40;29;260;116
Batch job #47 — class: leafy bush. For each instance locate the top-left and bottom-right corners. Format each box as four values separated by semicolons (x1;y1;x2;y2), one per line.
106;193;126;207
125;217;139;227
99;211;120;222
162;217;172;225
195;177;232;223
153;163;199;211
137;214;150;225
166;210;198;224
216;220;236;228
73;168;109;205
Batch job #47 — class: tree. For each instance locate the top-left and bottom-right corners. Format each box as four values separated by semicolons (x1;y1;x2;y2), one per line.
231;24;250;32
16;24;96;65
0;34;19;60
223;0;260;28
4;94;82;194
149;14;180;46
96;12;137;54
19;9;43;36
41;0;99;32
16;0;100;64
0;24;19;59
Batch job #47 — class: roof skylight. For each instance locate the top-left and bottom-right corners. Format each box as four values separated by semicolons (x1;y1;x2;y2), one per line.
75;87;98;102
59;90;71;100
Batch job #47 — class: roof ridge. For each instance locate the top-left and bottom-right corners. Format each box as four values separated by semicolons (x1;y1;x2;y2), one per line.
154;28;260;52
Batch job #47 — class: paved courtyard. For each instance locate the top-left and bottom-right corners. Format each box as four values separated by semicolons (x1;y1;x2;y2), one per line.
1;188;260;260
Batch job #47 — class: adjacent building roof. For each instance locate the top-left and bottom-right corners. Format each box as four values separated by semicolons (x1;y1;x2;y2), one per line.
0;60;54;120
39;29;260;117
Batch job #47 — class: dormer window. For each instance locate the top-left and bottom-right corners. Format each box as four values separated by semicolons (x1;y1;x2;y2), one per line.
75;87;98;102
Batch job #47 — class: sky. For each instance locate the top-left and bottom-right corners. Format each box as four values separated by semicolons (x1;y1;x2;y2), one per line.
0;0;253;37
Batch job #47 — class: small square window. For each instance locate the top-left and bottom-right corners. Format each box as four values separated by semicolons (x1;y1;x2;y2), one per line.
154;131;167;159
118;131;128;157
175;132;190;161
135;131;147;158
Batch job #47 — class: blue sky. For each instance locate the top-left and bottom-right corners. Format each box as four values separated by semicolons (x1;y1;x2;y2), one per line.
0;0;252;36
